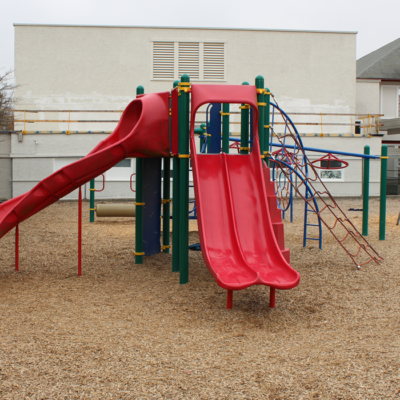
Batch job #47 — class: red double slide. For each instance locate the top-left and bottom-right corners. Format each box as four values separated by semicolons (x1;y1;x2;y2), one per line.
190;84;300;291
0;92;170;239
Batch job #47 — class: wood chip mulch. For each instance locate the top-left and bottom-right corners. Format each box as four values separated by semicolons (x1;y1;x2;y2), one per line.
0;197;399;399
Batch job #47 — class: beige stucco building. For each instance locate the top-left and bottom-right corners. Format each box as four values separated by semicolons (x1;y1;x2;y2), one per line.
0;24;384;201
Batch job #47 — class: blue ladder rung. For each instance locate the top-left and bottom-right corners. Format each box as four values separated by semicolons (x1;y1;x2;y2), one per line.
306;224;319;227
306;237;319;241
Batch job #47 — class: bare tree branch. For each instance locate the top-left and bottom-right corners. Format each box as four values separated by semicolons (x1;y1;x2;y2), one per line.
0;70;19;131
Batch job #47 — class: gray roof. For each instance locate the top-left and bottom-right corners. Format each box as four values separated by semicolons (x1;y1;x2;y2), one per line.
357;38;400;79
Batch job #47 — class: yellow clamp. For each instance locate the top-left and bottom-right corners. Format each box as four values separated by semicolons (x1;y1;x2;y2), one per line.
264;125;270;129
265;91;271;95
203;133;211;137
257;102;266;106
178;82;191;94
381;156;388;159
240;105;251;110
134;252;145;256
89;208;95;211
220;112;230;116
260;155;265;159
161;199;171;204
264;151;271;157
161;245;171;250
240;147;250;151
256;88;266;94
178;154;191;158
89;188;96;191
135;202;145;206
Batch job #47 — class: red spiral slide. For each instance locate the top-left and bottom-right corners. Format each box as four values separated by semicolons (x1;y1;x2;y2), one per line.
0;92;170;239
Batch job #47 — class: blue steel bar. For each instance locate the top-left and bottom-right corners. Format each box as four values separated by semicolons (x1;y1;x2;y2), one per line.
229;136;380;160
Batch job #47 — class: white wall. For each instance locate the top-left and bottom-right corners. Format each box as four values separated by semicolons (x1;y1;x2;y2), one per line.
356;80;380;115
14;24;357;134
299;136;382;197
10;133;141;200
13;24;380;200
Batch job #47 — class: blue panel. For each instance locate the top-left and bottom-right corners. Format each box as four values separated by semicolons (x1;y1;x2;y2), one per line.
142;158;161;256
208;103;222;153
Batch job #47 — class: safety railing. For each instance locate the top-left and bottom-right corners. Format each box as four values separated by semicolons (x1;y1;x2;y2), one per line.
13;109;384;136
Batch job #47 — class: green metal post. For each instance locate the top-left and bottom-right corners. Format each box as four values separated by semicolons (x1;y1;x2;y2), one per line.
362;145;370;236
264;87;271;165
200;123;208;152
240;81;250;155
255;75;265;155
172;80;180;272
135;85;145;264
89;179;95;222
178;74;190;284
379;145;388;240
162;158;171;253
222;103;230;153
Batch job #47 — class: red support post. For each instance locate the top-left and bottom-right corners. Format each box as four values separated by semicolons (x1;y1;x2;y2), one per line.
227;289;233;309
78;186;82;276
15;225;19;272
270;287;276;308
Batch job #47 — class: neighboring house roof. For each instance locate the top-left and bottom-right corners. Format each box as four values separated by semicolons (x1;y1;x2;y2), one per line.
357;38;400;79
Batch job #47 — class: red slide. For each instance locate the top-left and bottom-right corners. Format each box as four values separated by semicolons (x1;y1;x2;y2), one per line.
0;92;170;239
190;84;300;291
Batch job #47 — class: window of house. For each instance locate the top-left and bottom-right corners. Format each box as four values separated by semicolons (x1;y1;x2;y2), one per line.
381;86;400;118
106;159;134;181
152;41;225;81
320;160;342;169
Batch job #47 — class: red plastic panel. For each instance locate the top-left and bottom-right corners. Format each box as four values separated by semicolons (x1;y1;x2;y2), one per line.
190;84;300;291
0;92;170;239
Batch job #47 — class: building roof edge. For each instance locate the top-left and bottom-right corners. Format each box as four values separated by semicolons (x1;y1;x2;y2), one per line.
12;23;358;34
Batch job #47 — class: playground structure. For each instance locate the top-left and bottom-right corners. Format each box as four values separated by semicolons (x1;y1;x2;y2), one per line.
0;75;386;309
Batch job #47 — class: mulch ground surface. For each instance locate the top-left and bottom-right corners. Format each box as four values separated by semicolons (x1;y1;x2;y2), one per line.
0;197;399;399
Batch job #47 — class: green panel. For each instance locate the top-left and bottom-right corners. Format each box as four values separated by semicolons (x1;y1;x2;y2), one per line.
362;146;370;236
222;103;230;154
135;85;145;263
178;74;190;284
255;75;265;155
90;179;95;223
240;82;250;155
379;145;387;240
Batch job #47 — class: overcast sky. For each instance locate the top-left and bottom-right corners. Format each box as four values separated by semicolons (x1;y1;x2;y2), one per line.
1;0;399;73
